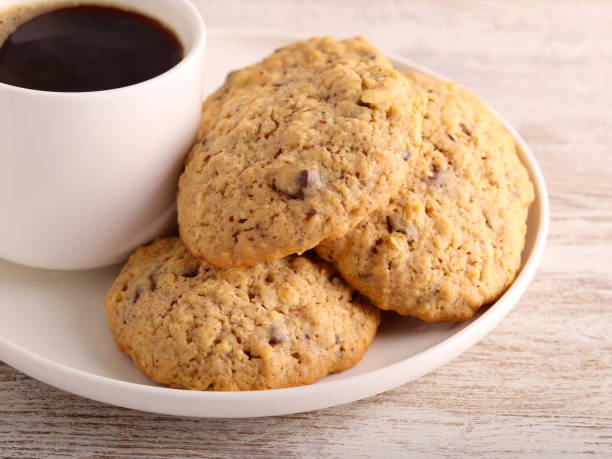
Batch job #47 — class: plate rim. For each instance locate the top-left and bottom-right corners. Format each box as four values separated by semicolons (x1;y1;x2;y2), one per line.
0;28;550;418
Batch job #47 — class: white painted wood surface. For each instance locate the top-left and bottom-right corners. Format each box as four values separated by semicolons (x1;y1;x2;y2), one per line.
1;0;611;456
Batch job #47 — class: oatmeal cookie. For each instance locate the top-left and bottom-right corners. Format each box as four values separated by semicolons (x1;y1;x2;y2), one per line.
316;72;534;322
178;36;425;268
104;237;380;390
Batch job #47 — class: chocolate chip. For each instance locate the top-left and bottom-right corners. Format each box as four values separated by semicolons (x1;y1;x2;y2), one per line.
402;148;412;161
201;137;207;147
225;351;233;359
269;325;286;346
428;166;447;186
368;54;377;60
238;218;247;224
306;208;317;218
386;216;394;233
304;333;311;341
273;169;322;200
296;170;309;199
132;287;141;304
460;123;472;136
148;273;157;292
447;134;455;142
319;120;327;124
182;265;199;278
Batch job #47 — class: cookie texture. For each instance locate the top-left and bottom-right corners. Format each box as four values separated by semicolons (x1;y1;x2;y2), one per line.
179;36;425;268
317;72;535;322
104;237;380;391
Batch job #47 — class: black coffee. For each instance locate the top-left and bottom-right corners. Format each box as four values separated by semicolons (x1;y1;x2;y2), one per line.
0;4;184;92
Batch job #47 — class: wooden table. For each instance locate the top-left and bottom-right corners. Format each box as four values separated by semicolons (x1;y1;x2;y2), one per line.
2;1;611;456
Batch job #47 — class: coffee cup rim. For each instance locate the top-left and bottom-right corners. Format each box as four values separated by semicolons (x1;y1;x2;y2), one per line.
0;0;206;97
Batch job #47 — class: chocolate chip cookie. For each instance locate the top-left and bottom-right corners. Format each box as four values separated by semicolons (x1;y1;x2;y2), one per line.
316;72;535;322
178;36;425;268
104;237;380;391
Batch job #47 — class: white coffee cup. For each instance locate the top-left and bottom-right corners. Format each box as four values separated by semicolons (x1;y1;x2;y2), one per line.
0;0;206;270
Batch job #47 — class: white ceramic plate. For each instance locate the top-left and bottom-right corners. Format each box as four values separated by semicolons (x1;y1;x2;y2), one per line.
0;30;549;418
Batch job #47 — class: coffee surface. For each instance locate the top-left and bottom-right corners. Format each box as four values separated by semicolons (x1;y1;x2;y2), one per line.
0;4;183;92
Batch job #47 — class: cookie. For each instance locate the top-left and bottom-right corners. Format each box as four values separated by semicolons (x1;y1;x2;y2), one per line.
316;72;535;322
178;36;425;268
104;237;380;391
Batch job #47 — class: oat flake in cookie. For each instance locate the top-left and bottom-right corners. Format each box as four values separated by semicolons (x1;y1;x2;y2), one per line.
104;237;380;391
178;36;425;268
316;72;535;322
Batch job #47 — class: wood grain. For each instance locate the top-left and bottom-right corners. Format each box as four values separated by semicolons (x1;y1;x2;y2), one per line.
1;0;611;456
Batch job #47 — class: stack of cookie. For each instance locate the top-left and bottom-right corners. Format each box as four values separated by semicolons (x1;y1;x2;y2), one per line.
104;37;534;391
